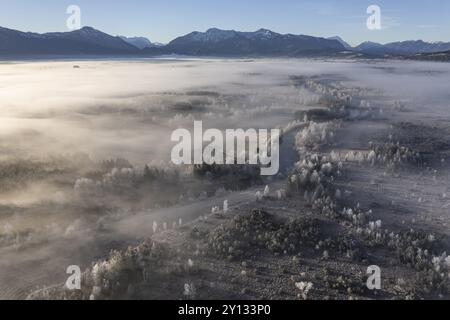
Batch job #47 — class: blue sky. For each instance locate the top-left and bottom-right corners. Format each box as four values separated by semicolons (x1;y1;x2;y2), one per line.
1;0;449;45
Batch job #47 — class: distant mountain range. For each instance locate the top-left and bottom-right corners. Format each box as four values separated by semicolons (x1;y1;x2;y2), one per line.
354;40;450;55
0;26;137;55
1;25;450;59
328;36;353;50
119;36;164;49
162;28;345;55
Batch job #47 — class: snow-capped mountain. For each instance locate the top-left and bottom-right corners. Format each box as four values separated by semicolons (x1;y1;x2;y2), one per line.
1;25;449;59
384;40;450;54
355;40;450;56
119;36;158;49
328;36;352;50
0;26;138;55
354;41;386;55
166;28;346;56
242;28;279;41
188;28;239;42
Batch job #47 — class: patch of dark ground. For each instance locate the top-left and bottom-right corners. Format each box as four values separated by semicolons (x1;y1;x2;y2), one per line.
391;122;450;164
28;194;448;300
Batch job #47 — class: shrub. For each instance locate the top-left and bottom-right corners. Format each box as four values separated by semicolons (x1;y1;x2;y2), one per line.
208;209;320;260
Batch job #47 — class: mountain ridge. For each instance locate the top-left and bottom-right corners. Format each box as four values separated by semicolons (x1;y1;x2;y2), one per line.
164;28;346;56
0;26;137;55
119;36;165;49
1;25;450;58
355;39;450;55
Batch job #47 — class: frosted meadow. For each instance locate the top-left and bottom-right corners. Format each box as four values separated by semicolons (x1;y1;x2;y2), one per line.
0;58;449;299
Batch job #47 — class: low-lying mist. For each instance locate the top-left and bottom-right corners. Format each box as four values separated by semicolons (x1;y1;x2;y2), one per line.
1;58;449;299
